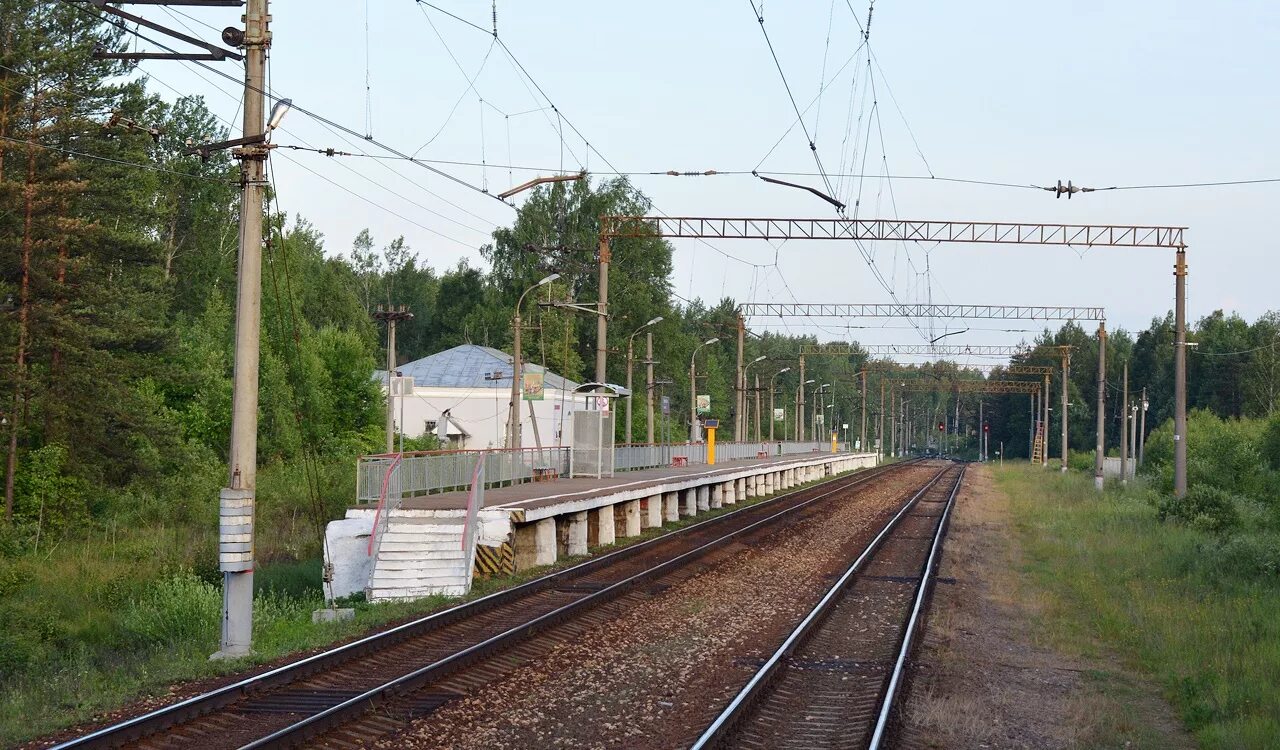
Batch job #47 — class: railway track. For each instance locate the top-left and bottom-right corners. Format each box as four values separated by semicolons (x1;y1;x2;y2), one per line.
692;463;965;750
53;459;925;750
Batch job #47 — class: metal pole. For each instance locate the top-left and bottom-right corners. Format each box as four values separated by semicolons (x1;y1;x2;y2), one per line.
769;379;775;443
979;400;984;461
217;0;269;659
645;332;655;444
596;237;609;386
1094;322;1107;491
1174;249;1188;497
1120;362;1129;484
890;387;896;458
1061;347;1069;472
1139;385;1147;466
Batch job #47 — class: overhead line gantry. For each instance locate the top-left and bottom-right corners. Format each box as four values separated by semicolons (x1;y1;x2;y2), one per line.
597;214;1185;495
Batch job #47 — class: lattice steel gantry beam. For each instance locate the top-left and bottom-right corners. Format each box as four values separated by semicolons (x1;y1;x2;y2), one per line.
899;380;1041;395
739;303;1105;321
596;214;1188;493
599;216;1185;248
803;343;1033;357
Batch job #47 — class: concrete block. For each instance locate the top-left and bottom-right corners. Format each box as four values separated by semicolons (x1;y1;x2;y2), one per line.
620;499;642;537
514;518;556;570
710;484;722;509
721;481;735;506
664;492;680;522
682;488;698;517
696;485;710;512
737;477;747;501
564;511;588;557
644;494;663;529
590;505;615;547
323;516;375;601
312;607;355;624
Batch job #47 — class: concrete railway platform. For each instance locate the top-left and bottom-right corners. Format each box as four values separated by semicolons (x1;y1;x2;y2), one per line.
326;451;879;601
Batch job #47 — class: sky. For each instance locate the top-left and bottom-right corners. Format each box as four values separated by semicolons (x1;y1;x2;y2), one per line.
135;0;1280;361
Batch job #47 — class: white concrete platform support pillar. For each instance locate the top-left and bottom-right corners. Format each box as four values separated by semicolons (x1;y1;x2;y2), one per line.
764;473;774;495
620;499;642;538
590;505;615;547
513;517;557;570
664;492;679;522
736;477;747;501
722;481;737;505
565;511;589;557
696;485;710;512
681;488;698;517
644;495;662;529
710;484;723;509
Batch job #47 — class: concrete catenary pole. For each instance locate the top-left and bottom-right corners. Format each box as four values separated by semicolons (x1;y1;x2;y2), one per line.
1174;249;1188;497
979;400;984;461
797;355;806;442
216;0;270;659
1094;322;1108;492
645;332;655;444
1042;373;1050;468
1139;385;1148;466
1061;347;1070;472
736;314;745;440
860;370;867;453
754;373;763;442
596;237;609;386
878;378;885;461
387;317;397;451
1120;361;1129;484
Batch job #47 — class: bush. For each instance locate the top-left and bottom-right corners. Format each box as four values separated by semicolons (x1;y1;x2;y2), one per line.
1143;411;1272;502
121;568;221;647
1157;485;1242;534
1068;449;1095;473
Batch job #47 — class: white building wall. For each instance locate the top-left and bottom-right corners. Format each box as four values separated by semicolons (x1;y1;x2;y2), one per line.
393;386;586;449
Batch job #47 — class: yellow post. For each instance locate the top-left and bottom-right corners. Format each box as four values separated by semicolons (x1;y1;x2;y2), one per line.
707;426;717;465
830;430;838;453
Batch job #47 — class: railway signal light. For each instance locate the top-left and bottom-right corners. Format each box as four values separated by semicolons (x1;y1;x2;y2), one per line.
983;423;990;433
937;421;944;432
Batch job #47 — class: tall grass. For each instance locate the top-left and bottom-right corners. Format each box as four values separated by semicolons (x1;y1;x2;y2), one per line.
1000;465;1280;749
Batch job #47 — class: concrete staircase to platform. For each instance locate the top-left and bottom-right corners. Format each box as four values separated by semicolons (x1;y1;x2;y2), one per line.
367;515;473;601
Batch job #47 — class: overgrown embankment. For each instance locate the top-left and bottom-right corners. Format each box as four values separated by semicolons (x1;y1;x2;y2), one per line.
999;411;1280;748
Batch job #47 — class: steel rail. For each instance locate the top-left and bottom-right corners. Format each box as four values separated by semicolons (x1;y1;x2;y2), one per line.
869;465;965;749
54;459;916;750
241;461;945;749
691;463;965;749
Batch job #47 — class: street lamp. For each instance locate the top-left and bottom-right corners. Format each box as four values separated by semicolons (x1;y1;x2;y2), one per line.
508;273;560;449
626;316;663;445
768;367;791;442
690;337;719;443
813;383;830;442
744;355;767;441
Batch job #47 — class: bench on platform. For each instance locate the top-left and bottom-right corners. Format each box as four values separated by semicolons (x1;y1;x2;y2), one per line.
671;456;689;467
532;466;559;482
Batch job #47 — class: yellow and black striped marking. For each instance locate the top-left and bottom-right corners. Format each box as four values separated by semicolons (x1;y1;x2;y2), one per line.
474;542;515;578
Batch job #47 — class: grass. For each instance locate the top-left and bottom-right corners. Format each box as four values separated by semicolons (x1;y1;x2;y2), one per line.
998;463;1280;749
0;461;865;746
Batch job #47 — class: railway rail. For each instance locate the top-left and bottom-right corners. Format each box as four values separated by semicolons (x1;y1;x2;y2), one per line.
692;463;966;750
54;459;924;750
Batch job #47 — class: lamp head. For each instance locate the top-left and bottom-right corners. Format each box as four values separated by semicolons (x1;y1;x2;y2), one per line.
777;367;792;375
704;337;719;345
267;98;292;130
646;316;664;327
537;272;561;287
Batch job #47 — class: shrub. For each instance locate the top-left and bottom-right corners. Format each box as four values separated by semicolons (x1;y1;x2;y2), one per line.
121;568;220;647
1156;485;1241;534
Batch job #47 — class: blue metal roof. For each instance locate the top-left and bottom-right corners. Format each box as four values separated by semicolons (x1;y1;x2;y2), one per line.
385;344;581;391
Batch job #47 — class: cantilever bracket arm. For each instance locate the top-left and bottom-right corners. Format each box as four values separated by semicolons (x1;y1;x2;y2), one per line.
498;170;586;200
754;172;846;211
84;0;244;62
